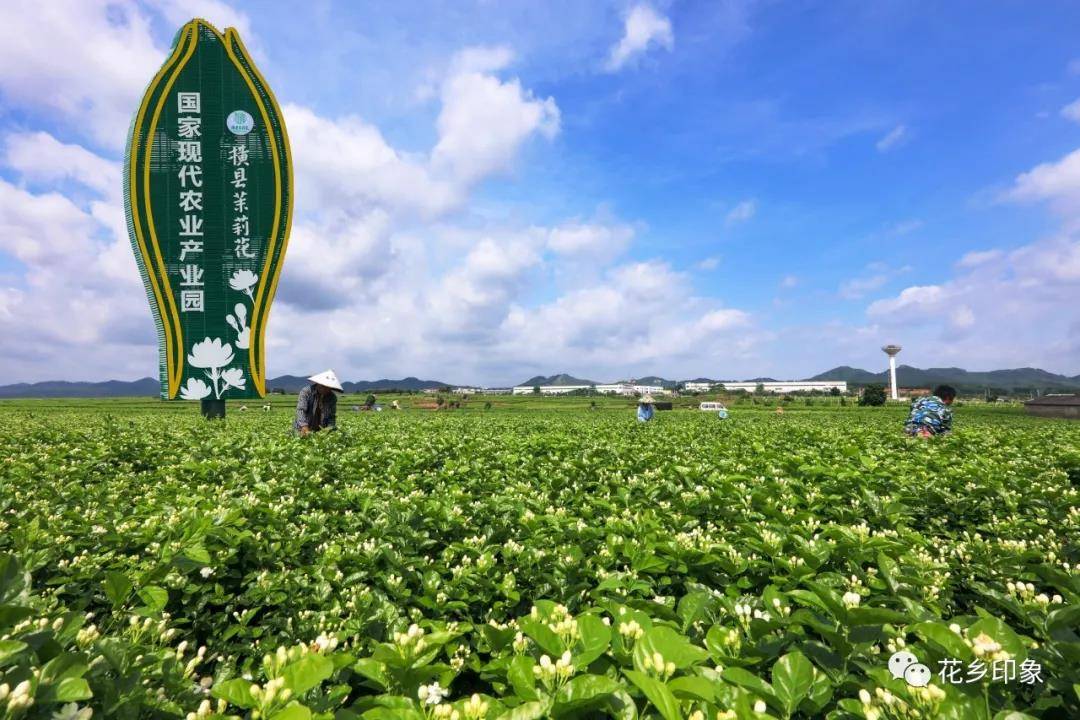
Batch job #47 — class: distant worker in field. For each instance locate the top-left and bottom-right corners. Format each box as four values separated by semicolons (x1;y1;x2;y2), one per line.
904;385;956;437
637;395;656;422
294;369;343;436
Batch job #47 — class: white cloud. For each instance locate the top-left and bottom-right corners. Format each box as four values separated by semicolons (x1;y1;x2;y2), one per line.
1062;98;1080;124
839;274;888;300
779;275;798;288
887;219;923;236
867;284;947;319
432;46;560;186
0;2;167;150
497;260;752;377
284;46;560;219
0;178;99;270
4;132;121;202
725;199;757;225
696;256;721;271
856;144;1080;371
1006;147;1080;217
605;4;674;72
430;233;545;338
284;104;460;219
876;124;908;152
864;234;1080;367
950;305;975;330
956;249;1003;268
449;46;516;75
547;221;634;263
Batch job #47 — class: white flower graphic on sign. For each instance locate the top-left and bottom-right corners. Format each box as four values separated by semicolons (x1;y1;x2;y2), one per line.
221;367;247;392
178;377;212;400
225;303;250;350
188;337;234;368
228;269;258;300
187;337;237;399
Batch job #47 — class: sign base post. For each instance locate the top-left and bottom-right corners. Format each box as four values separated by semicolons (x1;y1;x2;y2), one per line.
201;398;226;420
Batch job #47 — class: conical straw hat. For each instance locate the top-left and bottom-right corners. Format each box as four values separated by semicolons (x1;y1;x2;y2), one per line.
307;369;344;392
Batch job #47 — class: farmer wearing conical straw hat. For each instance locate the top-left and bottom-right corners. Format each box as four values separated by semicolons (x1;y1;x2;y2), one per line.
294;369;343;436
636;394;656;423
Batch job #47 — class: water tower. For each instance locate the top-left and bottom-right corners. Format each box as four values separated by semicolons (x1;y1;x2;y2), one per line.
882;345;901;400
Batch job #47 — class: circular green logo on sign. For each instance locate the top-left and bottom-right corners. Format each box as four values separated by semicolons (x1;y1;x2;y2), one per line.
227;110;254;135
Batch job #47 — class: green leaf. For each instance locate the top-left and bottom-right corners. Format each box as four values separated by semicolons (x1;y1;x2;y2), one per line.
54;677;93;702
876;552;900;594
363;707;424;720
103;571;132;607
518;615;564;657
846;607;908;626
676;591;712;632
667;675;715;702
353;658;389;691
1046;605;1080;633
0;555;29;605
507;655;539;701
573;614;611;668
183;545;212;564
0;639;28;666
623;670;682;720
771;651;814;716
992;713;1039;720
721;666;775;702
909;621;973;661
553;674;620;717
634;626;708;671
270;704;313;720
283;653;335;694
40;654;88;685
800;670;833;715
804;580;847;623
137;585;169;613
212;678;258;709
497;700;550;720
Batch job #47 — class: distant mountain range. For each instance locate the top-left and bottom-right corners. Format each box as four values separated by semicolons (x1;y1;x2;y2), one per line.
0;376;450;398
806;365;1080;392
0;378;163;398
2;365;1077;398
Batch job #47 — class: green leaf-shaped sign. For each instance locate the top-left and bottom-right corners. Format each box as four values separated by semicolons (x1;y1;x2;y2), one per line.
125;18;292;400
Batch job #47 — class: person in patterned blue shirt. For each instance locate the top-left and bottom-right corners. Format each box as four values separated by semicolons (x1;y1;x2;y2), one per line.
294;369;342;436
904;385;956;437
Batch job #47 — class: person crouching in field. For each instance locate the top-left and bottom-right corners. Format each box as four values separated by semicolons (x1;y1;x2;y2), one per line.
904;384;956;438
637;395;656;422
294;370;343;436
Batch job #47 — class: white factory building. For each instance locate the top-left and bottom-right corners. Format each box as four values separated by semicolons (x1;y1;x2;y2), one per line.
509;379;847;395
512;384;592;395
691;379;842;390
683;382;716;393
511;383;669;396
595;383;667;396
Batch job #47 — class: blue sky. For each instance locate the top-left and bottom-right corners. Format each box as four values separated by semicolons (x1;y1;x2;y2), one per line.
1;0;1079;385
